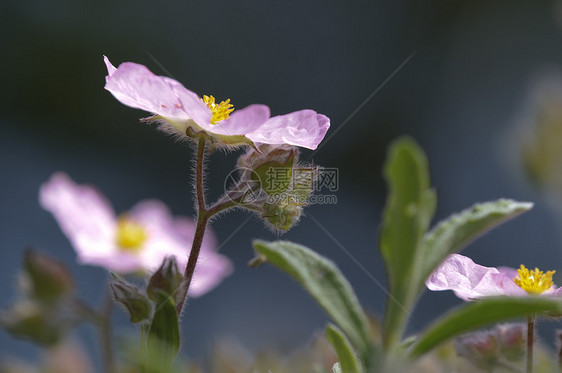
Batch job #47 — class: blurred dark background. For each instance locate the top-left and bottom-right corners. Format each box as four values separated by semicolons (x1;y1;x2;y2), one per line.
3;0;562;369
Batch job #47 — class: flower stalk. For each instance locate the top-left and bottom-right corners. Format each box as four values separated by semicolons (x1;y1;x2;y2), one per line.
527;315;535;373
72;294;116;373
177;137;209;315
100;293;116;373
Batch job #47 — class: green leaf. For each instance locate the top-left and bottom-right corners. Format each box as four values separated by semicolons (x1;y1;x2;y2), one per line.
148;298;180;369
417;199;533;295
409;297;562;359
380;137;436;348
326;324;363;373
252;240;375;365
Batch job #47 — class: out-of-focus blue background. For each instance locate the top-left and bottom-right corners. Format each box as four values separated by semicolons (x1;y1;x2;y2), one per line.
3;0;562;368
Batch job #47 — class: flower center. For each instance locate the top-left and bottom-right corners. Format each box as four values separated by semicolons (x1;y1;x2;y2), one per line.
202;95;234;124
115;217;148;252
513;264;555;294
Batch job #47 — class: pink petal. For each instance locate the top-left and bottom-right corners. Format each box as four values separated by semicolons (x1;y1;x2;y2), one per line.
79;252;143;273
129;200;233;296
245;110;330;150
127;200;175;231
39;172;116;258
209;104;270;136
128;200;188;271
545;287;562;296
172;216;218;255
426;254;516;301
493;267;526;296
104;56;210;125
188;252;234;297
104;55;117;75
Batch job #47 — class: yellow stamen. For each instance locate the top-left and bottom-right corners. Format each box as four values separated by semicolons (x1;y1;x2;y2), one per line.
202;94;234;124
513;264;555;294
115;217;148;253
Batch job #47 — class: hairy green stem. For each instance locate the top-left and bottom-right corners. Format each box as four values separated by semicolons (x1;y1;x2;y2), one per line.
177;137;209;315
176;137;258;315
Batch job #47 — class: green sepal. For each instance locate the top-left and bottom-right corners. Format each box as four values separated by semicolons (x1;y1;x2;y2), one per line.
147;257;183;304
110;273;152;323
148;115;257;150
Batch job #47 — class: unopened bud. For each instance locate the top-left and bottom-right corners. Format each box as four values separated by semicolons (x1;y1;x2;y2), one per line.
147;257;183;304
496;323;526;361
261;197;303;231
455;331;499;370
238;145;298;196
237;144;298;170
23;249;73;304
110;274;152;323
0;301;63;346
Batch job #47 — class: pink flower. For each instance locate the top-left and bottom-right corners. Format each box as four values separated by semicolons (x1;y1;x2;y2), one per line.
39;172;232;297
103;56;330;150
426;254;562;301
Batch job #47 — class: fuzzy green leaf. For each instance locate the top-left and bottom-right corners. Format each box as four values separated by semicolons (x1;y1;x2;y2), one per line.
326;324;363;373
417;199;533;294
380;137;435;348
409;297;562;359
252;240;375;364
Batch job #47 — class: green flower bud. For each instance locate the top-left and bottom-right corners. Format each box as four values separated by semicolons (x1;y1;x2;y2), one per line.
23;250;73;304
147;257;183;305
455;331;499;370
0;301;63;346
496;323;526;361
238;145;298;196
261;197;303;231
110;274;152;323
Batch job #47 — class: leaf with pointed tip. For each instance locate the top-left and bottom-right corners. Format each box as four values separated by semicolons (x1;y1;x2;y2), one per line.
252;240;376;366
417;199;533;295
326;324;363;373
379;137;435;348
409;297;562;359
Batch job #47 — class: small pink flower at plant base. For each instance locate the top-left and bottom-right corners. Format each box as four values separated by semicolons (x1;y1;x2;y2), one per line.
426;253;562;301
39;172;232;297
103;56;330;150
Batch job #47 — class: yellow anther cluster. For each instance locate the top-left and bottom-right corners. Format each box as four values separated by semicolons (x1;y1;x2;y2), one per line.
514;264;555;294
202;95;234;124
115;217;148;252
